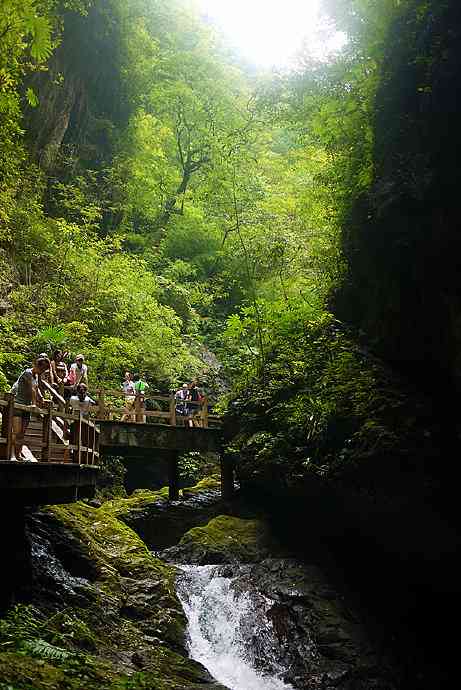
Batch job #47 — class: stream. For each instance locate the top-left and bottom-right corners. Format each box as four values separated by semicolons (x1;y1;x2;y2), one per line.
177;565;294;690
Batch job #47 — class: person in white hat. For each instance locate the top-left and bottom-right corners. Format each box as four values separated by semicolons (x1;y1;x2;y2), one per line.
68;354;88;390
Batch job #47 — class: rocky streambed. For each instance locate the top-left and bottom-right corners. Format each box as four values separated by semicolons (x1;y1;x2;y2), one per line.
0;477;400;689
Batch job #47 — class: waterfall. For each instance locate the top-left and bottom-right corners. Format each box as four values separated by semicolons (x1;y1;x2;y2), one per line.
177;565;294;690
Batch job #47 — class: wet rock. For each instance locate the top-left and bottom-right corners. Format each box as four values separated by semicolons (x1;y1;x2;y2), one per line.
225;559;399;690
0;501;226;690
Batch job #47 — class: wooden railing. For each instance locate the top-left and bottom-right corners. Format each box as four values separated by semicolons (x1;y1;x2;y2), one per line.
0;392;100;465
94;390;222;429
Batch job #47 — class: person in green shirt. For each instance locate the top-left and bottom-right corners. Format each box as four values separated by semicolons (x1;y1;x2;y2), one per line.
133;373;149;423
133;373;149;395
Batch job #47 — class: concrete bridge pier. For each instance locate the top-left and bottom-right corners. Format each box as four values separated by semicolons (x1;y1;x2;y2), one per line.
220;452;235;501
167;451;180;500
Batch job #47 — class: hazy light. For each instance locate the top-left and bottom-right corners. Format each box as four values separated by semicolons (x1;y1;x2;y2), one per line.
196;0;345;67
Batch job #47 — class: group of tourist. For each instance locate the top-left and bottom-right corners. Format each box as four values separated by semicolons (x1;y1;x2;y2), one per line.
7;357;206;460
8;353;94;461
174;381;204;427
120;371;149;422
120;374;205;427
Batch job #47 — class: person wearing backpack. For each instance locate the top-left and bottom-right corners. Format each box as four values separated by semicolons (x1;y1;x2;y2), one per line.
187;381;202;427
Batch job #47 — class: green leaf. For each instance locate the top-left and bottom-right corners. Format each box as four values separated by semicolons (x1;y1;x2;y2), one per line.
26;87;39;107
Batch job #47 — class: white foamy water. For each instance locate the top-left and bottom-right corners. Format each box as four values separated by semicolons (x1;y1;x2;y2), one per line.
177;565;294;690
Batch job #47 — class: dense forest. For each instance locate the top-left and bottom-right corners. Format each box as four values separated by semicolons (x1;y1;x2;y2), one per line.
0;0;377;393
2;0;459;488
1;0;461;687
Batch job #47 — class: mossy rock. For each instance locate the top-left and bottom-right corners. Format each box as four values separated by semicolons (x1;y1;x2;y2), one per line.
0;498;230;690
100;476;221;522
162;515;274;564
98;476;224;551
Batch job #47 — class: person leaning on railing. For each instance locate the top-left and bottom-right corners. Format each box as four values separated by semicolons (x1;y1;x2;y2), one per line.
10;356;50;461
65;354;88;399
175;383;189;424
69;383;96;417
38;352;54;393
186;381;203;428
133;373;149;423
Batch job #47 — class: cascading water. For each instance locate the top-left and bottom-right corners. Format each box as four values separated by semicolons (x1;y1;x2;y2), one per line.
177;565;294;690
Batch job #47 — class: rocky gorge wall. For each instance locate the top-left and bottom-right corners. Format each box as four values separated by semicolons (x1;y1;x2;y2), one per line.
335;0;461;400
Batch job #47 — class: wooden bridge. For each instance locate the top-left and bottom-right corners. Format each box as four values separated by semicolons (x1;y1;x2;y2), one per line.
0;383;230;505
95;389;227;500
0;386;100;505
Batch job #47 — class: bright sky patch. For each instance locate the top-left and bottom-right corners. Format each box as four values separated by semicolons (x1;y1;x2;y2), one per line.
196;0;345;68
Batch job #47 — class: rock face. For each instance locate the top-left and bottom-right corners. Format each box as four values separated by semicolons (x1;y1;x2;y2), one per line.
0;498;229;690
229;559;397;690
164;516;400;689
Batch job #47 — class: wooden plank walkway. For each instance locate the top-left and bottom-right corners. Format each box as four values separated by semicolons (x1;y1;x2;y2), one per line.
0;383;227;504
0;390;100;504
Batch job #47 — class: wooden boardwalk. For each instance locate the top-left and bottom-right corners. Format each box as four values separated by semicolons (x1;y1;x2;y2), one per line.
0;389;100;504
94;388;221;428
0;384;228;504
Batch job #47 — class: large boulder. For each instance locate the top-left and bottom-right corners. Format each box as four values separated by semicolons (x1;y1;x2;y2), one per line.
162;515;276;564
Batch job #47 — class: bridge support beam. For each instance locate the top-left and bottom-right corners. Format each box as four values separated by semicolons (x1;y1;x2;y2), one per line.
167;451;180;501
220;453;235;501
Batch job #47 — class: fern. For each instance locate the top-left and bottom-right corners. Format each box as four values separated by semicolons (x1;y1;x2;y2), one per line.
22;11;54;63
0;604;42;644
35;324;67;350
22;638;71;661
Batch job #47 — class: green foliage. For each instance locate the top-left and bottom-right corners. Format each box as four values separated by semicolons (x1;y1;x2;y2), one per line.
226;310;437;490
0;605;42;648
21;638;71;661
178;451;203;485
34;325;66;352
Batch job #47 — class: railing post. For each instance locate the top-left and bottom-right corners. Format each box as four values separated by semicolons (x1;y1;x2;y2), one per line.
1;393;15;461
201;397;209;428
71;411;82;465
97;389;107;420
135;394;145;424
91;424;96;465
58;383;65;412
95;424;100;465
169;394;177;426
41;402;52;462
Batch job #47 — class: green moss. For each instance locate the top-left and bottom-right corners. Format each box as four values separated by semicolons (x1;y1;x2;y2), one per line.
0;499;222;690
50;502;174;582
181;475;221;495
100;476;221;522
176;515;273;563
99;486;170;520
